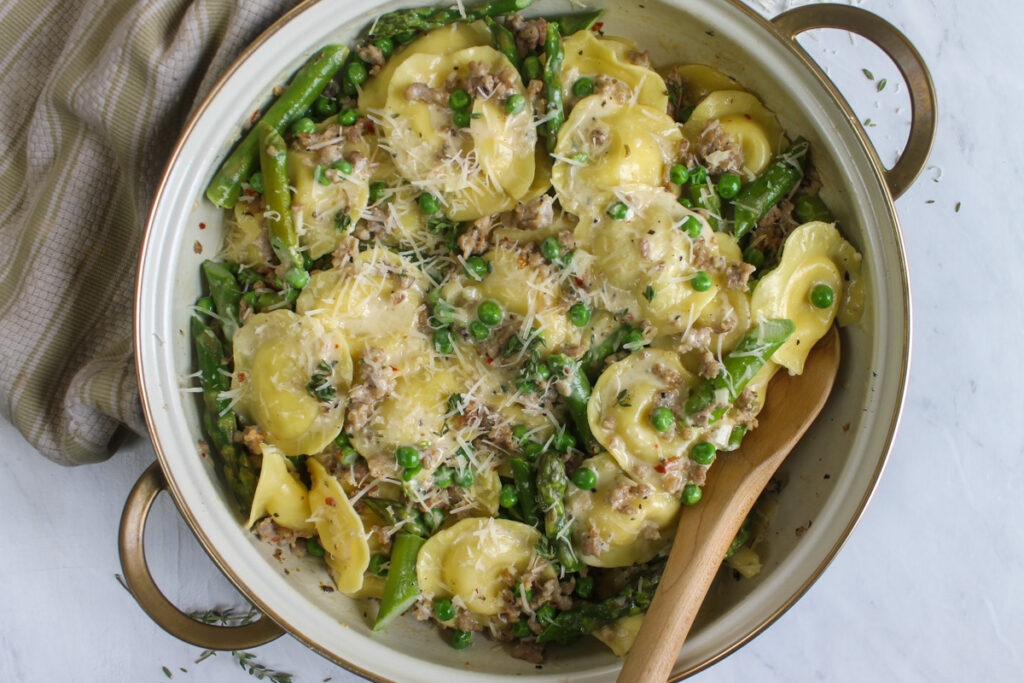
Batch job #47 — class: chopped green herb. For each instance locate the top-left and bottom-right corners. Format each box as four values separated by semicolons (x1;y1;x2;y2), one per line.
643;284;655;302
616;389;631;407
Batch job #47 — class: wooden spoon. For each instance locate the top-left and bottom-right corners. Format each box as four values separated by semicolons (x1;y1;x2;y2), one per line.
618;326;840;683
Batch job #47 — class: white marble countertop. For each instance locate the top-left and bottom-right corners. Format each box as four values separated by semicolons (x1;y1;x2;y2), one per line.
3;0;1022;680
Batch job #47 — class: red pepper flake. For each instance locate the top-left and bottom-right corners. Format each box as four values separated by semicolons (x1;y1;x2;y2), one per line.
364;119;376;134
486;357;493;365
199;222;206;230
271;536;280;542
237;372;247;383
573;276;585;286
744;114;752;120
592;21;604;32
250;109;260;124
325;497;336;507
334;344;339;349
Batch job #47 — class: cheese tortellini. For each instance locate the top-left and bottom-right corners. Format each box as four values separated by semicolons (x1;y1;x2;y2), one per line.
417;518;552;615
751;221;863;373
567;453;680;567
307;459;371;594
232;310;352;456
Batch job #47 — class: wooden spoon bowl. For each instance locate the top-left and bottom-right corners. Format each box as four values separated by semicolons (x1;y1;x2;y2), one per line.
618;326;841;683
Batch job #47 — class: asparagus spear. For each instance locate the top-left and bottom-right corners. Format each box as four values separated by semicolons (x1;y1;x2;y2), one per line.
793;193;834;224
546;354;596;453
579;323;636;382
684;318;795;421
731;138;810;239
510;457;539;526
363;498;430;537
485;16;520;70
258;123;309;290
535;451;581;571
544;9;604;35
201;261;242;345
541;22;565;152
687;172;724;231
192;302;257;512
205;45;349;209
536;559;667;643
368;0;535;41
374;531;426;631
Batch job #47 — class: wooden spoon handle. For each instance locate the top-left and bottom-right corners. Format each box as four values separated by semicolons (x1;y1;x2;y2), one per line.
616;456;775;683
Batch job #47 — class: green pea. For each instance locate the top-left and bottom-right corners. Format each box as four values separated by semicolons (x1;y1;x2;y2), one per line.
607;201;631;220
677;197;693;208
331;158;354;175
448;89;471;110
523;56;542;81
452;109;471;128
650;406;675;432
534;362;551;381
453;467;475;488
522;441;543;460
572;77;595;97
395;446;420;469
469;320;490;341
681;215;702;238
291;117;316;135
623;328;645;350
669;164;690;185
505;93;526;115
401;463;422;481
433;329;454;354
338;108;360;126
571;467;597;490
717;173;742;199
284;266;309;290
810;283;835;308
451;630;473;650
743;247;765;269
539;236;562;262
568;302;590;327
690;441;716;465
691;271;712;292
248;172;264;194
433;465;453;488
575;575;595;598
368;181;388;204
536;604;557;625
374;37;394;57
338;446;359;466
682;483;703;505
305;536;325;557
418;192;441;215
464;255;488;280
477;299;503;326
512;425;531;443
512;620;531;638
433;597;456;622
499;484;519;508
553;430;576;452
368;553;388;576
346;60;368;85
424;508;446;530
312;95;338;119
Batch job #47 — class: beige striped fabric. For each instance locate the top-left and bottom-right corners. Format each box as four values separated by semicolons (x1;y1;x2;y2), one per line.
0;0;295;465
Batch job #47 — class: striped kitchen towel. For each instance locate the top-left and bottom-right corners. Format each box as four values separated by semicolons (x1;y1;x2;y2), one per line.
0;0;295;465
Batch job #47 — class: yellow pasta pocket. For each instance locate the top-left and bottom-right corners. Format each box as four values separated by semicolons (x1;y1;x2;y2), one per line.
561;31;668;110
307;459;371;594
416;518;553;615
296;247;428;349
751;221;862;373
375;45;536;220
567;453;680;567
232;310;352;456
245;443;315;533
552;96;684;217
